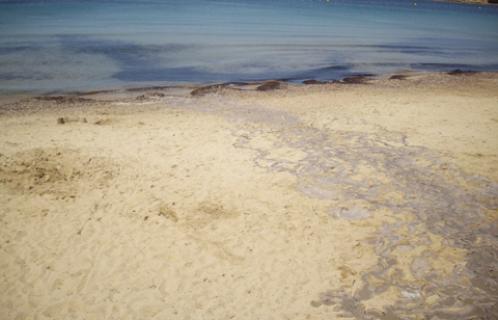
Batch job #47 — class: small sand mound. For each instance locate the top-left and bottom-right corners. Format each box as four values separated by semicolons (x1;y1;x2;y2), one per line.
0;148;114;198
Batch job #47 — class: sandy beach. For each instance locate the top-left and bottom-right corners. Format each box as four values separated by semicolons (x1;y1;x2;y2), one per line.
1;72;497;319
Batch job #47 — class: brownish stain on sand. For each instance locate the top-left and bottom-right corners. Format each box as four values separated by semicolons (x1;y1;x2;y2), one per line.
158;205;178;222
0;148;113;198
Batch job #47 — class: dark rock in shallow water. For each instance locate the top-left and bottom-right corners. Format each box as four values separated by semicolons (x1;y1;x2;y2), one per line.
448;69;477;76
303;79;327;85
340;74;373;84
389;74;409;80
191;82;253;96
256;80;281;91
126;85;172;92
190;84;225;97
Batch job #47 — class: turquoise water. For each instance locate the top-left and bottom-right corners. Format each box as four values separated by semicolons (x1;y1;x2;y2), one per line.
1;0;498;92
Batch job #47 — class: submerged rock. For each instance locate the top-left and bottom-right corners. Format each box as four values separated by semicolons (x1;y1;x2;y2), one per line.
303;79;327;85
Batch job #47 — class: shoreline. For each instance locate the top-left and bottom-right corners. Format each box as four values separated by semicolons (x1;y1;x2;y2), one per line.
0;69;487;108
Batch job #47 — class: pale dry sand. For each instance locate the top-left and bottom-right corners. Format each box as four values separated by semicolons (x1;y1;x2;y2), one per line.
0;72;497;319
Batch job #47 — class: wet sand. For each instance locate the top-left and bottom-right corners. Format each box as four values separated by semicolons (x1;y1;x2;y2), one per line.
1;72;497;319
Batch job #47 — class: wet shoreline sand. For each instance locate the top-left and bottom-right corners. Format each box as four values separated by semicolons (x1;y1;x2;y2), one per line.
1;72;497;319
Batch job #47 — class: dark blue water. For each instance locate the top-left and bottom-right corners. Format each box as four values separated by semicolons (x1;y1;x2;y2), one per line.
1;0;498;92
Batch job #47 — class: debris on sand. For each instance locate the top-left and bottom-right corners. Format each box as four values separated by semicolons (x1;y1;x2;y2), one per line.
94;118;112;126
57;117;88;125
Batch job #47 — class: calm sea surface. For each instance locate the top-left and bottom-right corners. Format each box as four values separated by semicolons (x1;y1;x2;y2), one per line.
1;0;498;92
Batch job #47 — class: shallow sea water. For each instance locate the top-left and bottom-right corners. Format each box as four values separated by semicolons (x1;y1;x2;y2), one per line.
1;0;498;92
